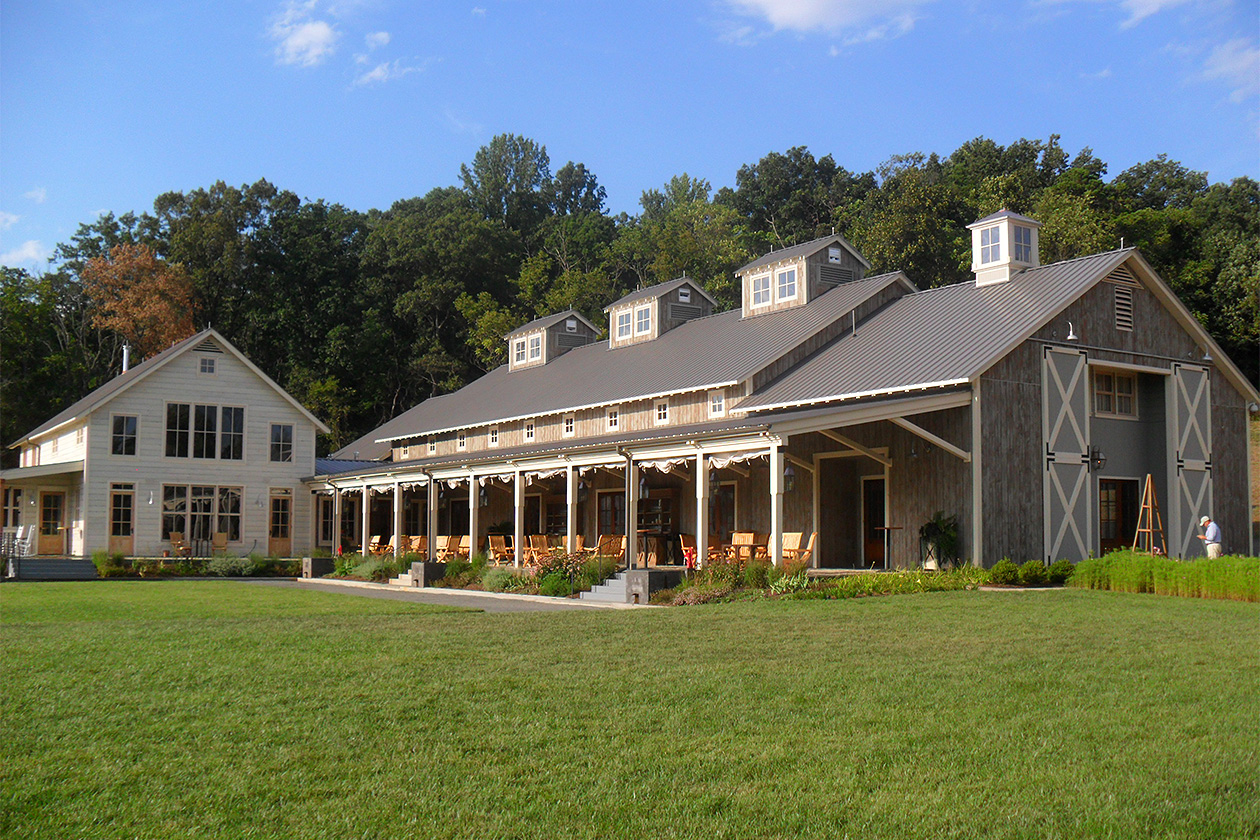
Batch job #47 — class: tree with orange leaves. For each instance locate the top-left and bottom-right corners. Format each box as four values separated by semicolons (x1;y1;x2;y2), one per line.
80;243;196;359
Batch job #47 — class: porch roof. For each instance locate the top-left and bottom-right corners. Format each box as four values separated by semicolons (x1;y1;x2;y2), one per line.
0;460;85;481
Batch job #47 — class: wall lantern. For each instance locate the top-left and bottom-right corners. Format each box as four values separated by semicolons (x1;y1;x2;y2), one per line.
1089;446;1107;473
783;463;797;493
638;476;649;500
478;484;489;509
148;491;155;505
577;480;588;503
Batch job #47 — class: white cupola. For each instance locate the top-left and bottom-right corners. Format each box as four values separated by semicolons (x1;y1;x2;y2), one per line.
967;210;1041;286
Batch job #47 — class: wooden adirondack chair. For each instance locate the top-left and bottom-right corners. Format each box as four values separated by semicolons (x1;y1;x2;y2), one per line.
727;531;757;563
595;534;626;563
456;534;472;559
410;535;427;555
487;534;511;564
169;531;192;558
435;535;460;561
707;534;724;565
211;532;228;554
366;535;385;555
784;532;817;566
780;532;803;559
525;534;550;565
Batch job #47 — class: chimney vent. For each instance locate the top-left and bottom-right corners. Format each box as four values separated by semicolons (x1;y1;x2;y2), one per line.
122;344;131;373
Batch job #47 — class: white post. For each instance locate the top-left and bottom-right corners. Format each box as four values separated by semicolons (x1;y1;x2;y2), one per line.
626;457;639;569
695;451;709;568
565;466;577;554
360;486;370;557
392;481;402;555
468;475;479;559
769;441;784;567
513;470;524;568
332;488;342;554
426;478;438;561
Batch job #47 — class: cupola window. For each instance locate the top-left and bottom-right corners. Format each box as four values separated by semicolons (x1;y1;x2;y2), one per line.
980;227;1001;264
1013;225;1032;262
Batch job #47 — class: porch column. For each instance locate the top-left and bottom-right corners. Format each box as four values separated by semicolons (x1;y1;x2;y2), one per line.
392;480;402;555
695;451;709;568
565;466;577;553
513;470;524;567
769;440;784;567
626;456;639;569
332;487;342;554
467;475;479;559
426;478;438;561
360;487;370;557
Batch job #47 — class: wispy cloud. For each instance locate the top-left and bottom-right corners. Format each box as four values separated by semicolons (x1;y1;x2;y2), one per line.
0;211;18;230
1115;0;1192;28
1203;38;1260;103
444;109;483;136
1081;66;1113;79
365;31;390;49
353;58;432;86
471;7;487;17
0;240;48;266
724;0;930;35
23;187;46;204
270;1;340;67
841;12;916;46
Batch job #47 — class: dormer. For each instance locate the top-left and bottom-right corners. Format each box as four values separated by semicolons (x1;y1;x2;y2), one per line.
505;310;599;371
734;233;870;318
967;210;1041;286
604;278;716;349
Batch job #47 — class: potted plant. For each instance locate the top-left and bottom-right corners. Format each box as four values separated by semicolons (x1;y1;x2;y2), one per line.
919;511;959;570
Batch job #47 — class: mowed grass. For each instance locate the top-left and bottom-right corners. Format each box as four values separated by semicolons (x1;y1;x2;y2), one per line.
2;583;1257;839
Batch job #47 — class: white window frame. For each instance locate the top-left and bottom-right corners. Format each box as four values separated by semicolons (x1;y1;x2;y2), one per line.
1013;225;1032;262
654;399;669;426
198;357;217;376
76;427;84;445
513;339;526;364
457;431;467;451
828;247;843;264
633;304;652;336
428;437;436;455
751;273;771;307
1093;370;1138;420
708;390;726;419
563;414;575;438
524;421;535;442
678;287;691;303
489;427;499;447
776;267;798;302
528;333;542;361
607;406;620;431
616;310;632;340
980;226;1001;264
565;318;578;333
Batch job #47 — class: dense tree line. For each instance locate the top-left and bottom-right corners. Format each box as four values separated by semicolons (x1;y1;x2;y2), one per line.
2;135;1256;464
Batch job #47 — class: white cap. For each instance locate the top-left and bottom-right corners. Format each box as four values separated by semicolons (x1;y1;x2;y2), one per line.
1199;515;1210;526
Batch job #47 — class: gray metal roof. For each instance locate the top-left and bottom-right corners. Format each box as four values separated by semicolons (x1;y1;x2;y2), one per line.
503;309;598;340
736;233;871;276
741;250;1132;413
603;277;717;312
331;271;912;453
968;209;1040;228
314;458;384;476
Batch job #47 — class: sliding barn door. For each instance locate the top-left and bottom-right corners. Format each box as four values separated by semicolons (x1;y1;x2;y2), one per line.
1169;363;1212;558
1043;347;1092;563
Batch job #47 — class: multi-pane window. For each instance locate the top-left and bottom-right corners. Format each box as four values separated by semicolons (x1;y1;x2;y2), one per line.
634;305;651;335
217;487;242;541
110;484;134;537
528;334;542;360
166;404;191;457
76;428;84;445
162;485;188;540
3;488;22;529
1094;371;1137;418
524;421;535;442
616;311;632;339
489;427;499;447
980;226;1001;264
607;407;619;430
112;415;138;456
752;274;771;306
457;431;467;450
192;405;217;459
513;340;526;364
190;485;216;541
654;399;669;425
220;407;244;460
1013;225;1032;262
777;268;797;301
428;437;436;454
270;424;294;462
563;415;575;437
318;497;335;545
709;390;726;418
199;357;216;375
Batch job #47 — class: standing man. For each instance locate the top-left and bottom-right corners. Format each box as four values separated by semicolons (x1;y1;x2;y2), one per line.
1197;515;1223;558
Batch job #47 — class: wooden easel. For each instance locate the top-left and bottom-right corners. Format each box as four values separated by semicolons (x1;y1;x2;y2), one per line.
1131;473;1166;555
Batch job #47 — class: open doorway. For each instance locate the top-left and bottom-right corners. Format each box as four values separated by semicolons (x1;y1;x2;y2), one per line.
1099;478;1140;554
862;477;886;567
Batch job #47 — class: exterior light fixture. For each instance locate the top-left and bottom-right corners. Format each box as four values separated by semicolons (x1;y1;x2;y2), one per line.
1066;321;1079;341
638;476;649;499
783;463;797;493
148;491;154;505
1089;446;1107;473
478;484;489;509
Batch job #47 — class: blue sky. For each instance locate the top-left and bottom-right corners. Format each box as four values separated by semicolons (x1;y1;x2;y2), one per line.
2;0;1257;268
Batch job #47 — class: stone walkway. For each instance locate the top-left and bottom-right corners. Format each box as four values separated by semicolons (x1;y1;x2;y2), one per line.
248;577;643;613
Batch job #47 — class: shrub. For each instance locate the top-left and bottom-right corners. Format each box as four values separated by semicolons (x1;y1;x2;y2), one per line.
469;553;489;577
1046;559;1075;585
768;569;810;594
207;555;257;577
132;557;162;578
990;559;1020;586
671;583;732;606
482;567;514;592
1019;559;1047;586
702;558;742;588
742;559;771;589
539;572;571;597
575;556;617;593
91;550;126;577
444;555;472;579
334;553;363;577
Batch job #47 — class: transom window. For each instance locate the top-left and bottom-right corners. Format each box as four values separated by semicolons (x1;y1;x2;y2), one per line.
654;399;669;425
980;226;1001;264
270;423;293;462
513;339;526;364
563;415;575;437
528;334;542;360
776;268;797;301
751;274;771;306
634;305;652;336
1094;370;1137;418
1013;225;1032;262
616;311;632;339
524;421;535;442
708;390;726;418
112;415;138;456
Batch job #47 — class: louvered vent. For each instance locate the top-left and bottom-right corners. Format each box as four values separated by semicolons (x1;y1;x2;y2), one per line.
819;265;855;287
1104;264;1139;287
557;333;589;348
1114;286;1134;332
193;338;223;353
669;303;704;321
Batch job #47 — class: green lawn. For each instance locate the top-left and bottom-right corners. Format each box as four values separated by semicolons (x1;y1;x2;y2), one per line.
2;583;1257;839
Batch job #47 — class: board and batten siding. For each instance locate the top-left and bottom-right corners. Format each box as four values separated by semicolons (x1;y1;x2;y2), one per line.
82;345;319;557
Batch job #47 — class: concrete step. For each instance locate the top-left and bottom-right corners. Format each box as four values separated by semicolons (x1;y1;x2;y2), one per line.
580;572;628;603
387;573;414;587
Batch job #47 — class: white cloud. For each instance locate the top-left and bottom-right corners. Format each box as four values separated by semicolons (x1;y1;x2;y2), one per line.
1081;66;1113;79
23;187;46;204
724;0;930;34
365;31;390;49
1115;0;1192;28
841;12;916;46
0;211;18;230
471;7;487;16
270;1;340;67
1203;38;1260;103
444;109;483;136
352;58;429;86
0;240;48;267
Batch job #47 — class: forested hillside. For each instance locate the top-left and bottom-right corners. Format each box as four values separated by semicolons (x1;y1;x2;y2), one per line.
2;134;1256;463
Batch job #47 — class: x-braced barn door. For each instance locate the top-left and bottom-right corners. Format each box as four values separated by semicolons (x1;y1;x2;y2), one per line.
1043;347;1092;563
1169;363;1212;558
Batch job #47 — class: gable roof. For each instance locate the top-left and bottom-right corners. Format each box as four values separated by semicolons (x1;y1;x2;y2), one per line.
603;277;718;312
503;309;599;340
9;328;330;448
736;233;872;276
330;271;914;455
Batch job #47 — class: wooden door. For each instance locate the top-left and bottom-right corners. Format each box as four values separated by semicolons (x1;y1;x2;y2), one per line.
268;491;292;557
862;477;885;567
38;491;65;555
1042;347;1092;563
1098;479;1139;554
1169;364;1212;558
108;488;135;555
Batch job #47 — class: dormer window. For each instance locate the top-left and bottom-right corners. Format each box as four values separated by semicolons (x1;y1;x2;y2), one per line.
634;305;652;336
528;334;542;361
513;339;526;364
1014;226;1032;262
751;274;771;307
616;311;632;339
980;227;1001;264
776;268;797;301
